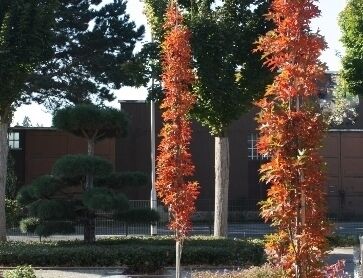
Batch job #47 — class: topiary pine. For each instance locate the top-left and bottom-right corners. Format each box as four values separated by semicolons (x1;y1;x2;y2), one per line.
18;105;158;243
17;154;154;242
53;104;129;156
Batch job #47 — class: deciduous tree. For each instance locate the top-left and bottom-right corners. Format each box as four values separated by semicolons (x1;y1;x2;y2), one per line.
0;0;56;241
339;0;363;96
155;4;199;277
255;0;330;276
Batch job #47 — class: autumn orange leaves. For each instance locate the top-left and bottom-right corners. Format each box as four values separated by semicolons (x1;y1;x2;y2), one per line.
156;0;331;276
155;5;199;240
256;0;331;277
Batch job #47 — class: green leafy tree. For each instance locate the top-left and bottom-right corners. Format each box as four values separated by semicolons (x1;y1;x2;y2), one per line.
339;0;363;96
144;0;272;236
23;0;147;109
0;0;57;241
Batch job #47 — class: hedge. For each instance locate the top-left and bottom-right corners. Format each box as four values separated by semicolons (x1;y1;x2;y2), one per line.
0;237;265;273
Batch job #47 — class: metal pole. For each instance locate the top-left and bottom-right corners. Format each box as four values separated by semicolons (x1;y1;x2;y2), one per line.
150;90;158;235
150;100;158;235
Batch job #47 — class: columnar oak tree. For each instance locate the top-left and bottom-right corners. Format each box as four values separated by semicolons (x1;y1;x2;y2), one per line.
255;0;330;277
155;3;199;277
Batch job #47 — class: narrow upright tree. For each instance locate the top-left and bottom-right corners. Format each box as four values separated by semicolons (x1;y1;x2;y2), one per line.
255;0;330;277
155;3;199;277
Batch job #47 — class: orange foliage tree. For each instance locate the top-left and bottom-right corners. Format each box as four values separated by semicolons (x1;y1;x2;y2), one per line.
255;0;331;277
155;2;199;276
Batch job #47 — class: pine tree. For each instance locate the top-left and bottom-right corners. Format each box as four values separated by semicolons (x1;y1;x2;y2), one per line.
24;0;147;108
18;105;159;242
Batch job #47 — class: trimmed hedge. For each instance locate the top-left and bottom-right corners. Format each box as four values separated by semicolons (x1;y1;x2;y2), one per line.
0;237;265;273
327;234;359;247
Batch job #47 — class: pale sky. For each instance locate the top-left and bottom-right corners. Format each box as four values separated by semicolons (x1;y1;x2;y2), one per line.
12;0;348;127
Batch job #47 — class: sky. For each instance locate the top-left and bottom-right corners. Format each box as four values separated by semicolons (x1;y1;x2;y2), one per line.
12;0;348;127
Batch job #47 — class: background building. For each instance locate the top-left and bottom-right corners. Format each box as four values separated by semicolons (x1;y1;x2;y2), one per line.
9;74;363;219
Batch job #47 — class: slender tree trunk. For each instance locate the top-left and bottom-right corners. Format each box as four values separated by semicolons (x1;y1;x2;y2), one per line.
87;138;95;156
0;122;8;241
214;136;229;237
86;138;95;191
84;138;95;243
175;240;182;278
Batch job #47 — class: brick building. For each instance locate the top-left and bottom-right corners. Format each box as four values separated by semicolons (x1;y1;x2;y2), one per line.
9;74;363;218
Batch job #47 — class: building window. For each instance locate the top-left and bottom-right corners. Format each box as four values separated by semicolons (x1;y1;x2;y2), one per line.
248;133;269;160
8;132;20;149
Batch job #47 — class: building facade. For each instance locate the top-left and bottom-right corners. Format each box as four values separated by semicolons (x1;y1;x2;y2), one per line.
8;127;115;187
117;97;363;218
8;78;363;219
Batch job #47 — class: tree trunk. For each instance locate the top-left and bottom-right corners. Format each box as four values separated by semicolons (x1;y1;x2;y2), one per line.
0;122;8;241
84;210;95;244
85;138;95;192
214;136;229;237
175;240;182;278
84;138;95;243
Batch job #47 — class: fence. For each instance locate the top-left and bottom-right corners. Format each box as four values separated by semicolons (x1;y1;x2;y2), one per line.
7;199;363;239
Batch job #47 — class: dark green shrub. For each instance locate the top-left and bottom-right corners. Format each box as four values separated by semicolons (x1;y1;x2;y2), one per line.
17;156;152;241
95;172;148;188
327;234;359;247
0;237;265;272
52;155;113;179
3;265;36;278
